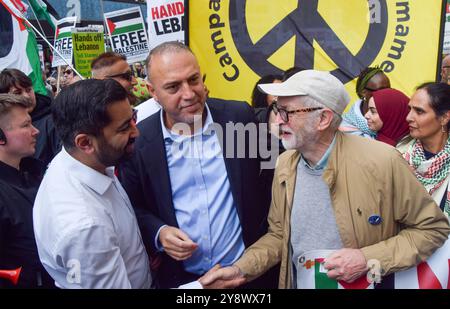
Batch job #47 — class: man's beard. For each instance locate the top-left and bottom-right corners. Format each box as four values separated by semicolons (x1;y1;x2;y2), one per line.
96;137;136;167
280;122;317;151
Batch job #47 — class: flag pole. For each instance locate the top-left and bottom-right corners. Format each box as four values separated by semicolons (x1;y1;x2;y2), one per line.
27;3;46;39
98;0;106;30
14;9;84;79
98;0;110;51
56;65;62;94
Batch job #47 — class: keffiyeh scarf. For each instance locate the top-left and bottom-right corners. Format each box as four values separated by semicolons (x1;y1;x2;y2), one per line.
404;137;450;217
342;100;376;137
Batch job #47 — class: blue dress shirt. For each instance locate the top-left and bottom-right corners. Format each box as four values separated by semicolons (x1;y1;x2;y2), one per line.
159;103;245;274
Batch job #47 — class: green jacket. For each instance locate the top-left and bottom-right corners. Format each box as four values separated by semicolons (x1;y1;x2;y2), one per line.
235;132;450;288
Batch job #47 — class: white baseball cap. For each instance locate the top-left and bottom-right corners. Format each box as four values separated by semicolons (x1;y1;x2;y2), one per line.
258;70;350;115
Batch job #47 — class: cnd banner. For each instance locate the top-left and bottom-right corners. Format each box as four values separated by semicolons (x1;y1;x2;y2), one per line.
188;0;444;104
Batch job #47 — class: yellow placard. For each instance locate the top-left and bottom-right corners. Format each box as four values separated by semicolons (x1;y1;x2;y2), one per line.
189;0;444;105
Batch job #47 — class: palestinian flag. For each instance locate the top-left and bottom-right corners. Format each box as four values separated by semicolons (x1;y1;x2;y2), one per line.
27;0;57;30
0;0;47;95
105;8;144;36
297;250;375;289
315;258;374;289
51;16;76;67
55;20;75;40
297;238;450;289
392;238;450;289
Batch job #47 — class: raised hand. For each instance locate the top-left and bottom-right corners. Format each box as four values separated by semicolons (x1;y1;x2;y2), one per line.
199;264;247;289
159;226;198;261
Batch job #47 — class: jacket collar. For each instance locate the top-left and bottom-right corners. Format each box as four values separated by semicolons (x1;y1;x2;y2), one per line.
323;131;345;188
0;157;44;186
276;131;345;187
277;150;300;185
135;99;245;226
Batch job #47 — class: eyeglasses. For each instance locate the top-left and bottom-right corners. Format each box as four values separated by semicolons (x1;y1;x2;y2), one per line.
132;108;138;124
63;69;73;75
272;104;323;122
106;71;133;82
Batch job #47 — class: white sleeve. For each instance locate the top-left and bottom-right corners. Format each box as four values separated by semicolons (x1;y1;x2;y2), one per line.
53;223;132;289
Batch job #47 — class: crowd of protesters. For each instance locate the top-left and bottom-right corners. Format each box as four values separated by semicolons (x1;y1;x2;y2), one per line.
0;42;450;289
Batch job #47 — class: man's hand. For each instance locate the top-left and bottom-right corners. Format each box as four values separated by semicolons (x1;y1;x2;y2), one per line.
323;248;368;283
199;264;247;289
159;226;198;261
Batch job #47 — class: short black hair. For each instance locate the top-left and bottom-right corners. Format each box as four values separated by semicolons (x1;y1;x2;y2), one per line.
52;79;129;150
0;68;32;93
282;66;305;81
91;52;127;71
251;74;283;108
417;82;450;130
355;66;385;98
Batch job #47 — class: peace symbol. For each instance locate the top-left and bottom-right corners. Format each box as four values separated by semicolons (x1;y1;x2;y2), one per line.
229;0;388;83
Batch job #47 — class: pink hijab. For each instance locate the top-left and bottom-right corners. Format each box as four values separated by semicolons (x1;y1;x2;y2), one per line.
372;88;410;146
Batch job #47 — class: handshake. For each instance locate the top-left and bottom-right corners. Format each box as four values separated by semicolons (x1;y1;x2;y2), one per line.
159;226;248;289
197;264;247;289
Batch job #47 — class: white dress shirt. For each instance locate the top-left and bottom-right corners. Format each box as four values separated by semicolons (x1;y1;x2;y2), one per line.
135;98;161;124
33;148;152;289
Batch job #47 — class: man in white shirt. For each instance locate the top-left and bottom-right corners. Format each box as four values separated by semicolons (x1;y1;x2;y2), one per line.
135;97;160;124
33;79;152;289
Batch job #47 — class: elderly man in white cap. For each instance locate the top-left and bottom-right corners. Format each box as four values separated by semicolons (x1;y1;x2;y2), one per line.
199;70;450;289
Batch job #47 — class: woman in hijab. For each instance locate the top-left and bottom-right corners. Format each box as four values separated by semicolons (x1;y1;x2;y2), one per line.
403;82;450;218
364;88;410;146
340;66;391;137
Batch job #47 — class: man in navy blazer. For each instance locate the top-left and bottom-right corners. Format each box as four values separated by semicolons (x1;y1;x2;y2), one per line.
119;42;270;288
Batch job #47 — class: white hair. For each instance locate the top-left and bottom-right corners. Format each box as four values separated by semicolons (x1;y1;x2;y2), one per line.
299;96;342;130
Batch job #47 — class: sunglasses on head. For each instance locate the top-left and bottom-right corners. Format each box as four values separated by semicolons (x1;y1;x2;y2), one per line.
106;71;133;82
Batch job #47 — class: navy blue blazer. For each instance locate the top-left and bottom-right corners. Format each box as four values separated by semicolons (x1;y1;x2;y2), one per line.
119;98;269;288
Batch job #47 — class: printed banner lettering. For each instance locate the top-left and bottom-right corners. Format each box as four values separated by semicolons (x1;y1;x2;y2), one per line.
52;16;77;67
189;0;444;105
105;7;150;63
72;26;105;78
147;0;185;50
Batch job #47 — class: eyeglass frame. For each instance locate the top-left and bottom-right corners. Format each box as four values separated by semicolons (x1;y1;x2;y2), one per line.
131;108;138;124
272;103;323;122
106;71;134;82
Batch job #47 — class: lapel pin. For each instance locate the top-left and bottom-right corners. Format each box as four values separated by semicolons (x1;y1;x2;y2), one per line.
368;215;382;225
